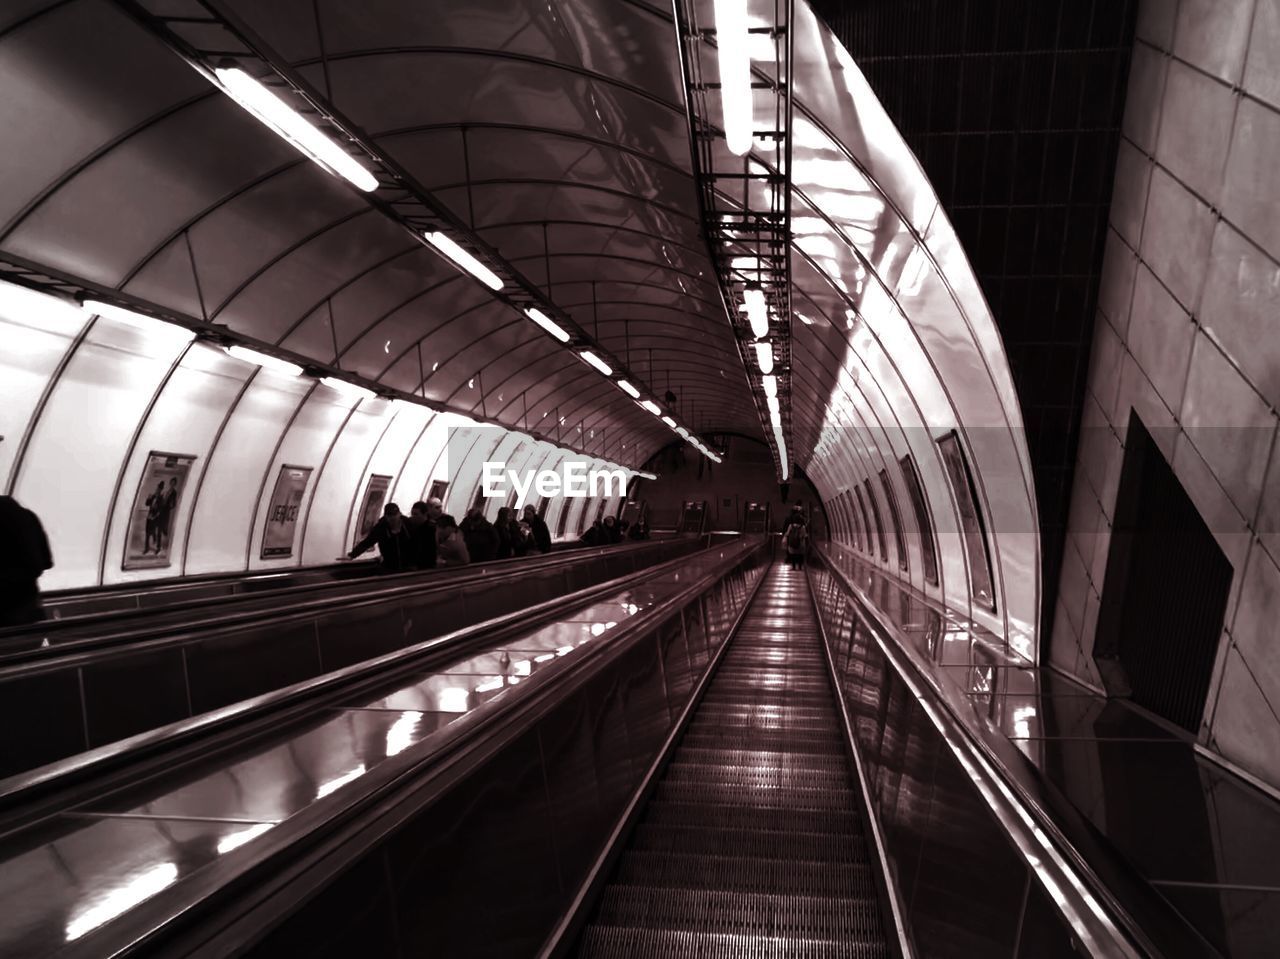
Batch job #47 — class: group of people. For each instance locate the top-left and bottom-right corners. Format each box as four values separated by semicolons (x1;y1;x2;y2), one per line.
579;514;649;547
348;498;554;572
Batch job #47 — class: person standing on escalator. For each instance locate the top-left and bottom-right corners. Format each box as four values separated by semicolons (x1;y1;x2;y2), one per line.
0;495;53;627
408;499;439;570
460;506;499;563
783;511;808;570
522;504;551;554
348;502;413;573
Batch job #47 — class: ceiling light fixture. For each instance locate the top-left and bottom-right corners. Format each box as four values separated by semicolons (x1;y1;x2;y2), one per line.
766;395;780;415
754;340;774;375
319;376;376;401
713;0;753;155
213;66;378;192
617;379;640;398
525;306;570;343
224;344;303;377
640;400;662;415
81;299;195;343
743;285;768;338
762;374;777;398
579;350;612;376
423;231;503;291
661;415;677;428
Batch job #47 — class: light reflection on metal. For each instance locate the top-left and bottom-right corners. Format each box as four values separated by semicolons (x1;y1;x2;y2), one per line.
65;861;179;942
216;822;274;855
316;764;367;799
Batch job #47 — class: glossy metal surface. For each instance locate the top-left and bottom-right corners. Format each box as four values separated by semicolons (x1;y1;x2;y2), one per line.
816;543;1280;958
0;543;764;957
0;537;706;785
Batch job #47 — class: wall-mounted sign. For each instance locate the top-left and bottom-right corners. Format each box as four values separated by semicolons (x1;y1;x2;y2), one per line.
354;474;392;545
261;465;313;559
123;451;195;570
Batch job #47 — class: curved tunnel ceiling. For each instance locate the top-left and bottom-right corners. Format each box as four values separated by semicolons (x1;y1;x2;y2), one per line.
0;0;1040;645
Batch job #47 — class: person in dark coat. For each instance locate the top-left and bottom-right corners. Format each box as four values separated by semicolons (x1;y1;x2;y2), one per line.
0;495;53;627
436;514;470;567
408;499;439;570
522;504;551;554
460;507;500;563
580;519;604;547
628;517;649;541
348;503;413;572
493;506;514;560
603;515;621;544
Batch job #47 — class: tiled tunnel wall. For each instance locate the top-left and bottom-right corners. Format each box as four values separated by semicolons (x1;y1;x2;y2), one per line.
1055;0;1280;789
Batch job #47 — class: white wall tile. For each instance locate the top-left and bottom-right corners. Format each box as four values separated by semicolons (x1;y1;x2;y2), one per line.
1198;219;1280;411
1138;166;1217;311
1084;312;1126;414
1179;332;1277;520
1208;643;1280;786
1155;59;1236;206
1137;0;1181;50
1243;0;1280;110
1127;263;1195;412
1173;0;1258;84
1110;140;1152;247
1123;42;1169;154
1221;97;1280;264
1228;549;1280;699
1097;231;1138;336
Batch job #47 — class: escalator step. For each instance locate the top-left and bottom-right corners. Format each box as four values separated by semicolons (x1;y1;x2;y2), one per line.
591;885;884;941
613;850;878;896
576;924;888;958
629;823;864;861
643;799;863;836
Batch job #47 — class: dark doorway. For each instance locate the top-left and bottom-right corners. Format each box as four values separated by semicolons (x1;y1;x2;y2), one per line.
1093;412;1233;733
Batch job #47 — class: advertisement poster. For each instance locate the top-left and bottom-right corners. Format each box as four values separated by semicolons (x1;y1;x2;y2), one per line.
123;451;195;570
261;465;313;559
354;474;392;544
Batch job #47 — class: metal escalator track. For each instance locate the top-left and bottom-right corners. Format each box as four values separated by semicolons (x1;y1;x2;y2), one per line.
575;563;891;958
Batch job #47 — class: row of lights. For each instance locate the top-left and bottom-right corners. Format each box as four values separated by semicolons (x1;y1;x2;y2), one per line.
711;2;789;479
72;295;652;480
207;64;718;465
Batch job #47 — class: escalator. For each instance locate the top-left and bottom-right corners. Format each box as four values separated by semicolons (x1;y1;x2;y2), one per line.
573;563;892;958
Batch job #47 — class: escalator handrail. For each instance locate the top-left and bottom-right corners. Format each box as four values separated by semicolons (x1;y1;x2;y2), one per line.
0;536;704;661
49;538;772;959
814;545;1149;959
0;537;743;814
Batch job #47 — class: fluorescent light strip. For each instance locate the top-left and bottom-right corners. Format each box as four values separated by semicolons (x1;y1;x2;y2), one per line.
617;379;640;398
762;374;777;398
320;376;375;401
225;344;303;377
713;0;753;155
525;306;570;343
766;395;780;415
423;231;503;291
754;341;774;375
769;407;782;428
82;299;195;343
640;400;662;415
579;350;612;376
743;286;768;339
213;67;378;192
661;415;677;428
637;471;658;480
